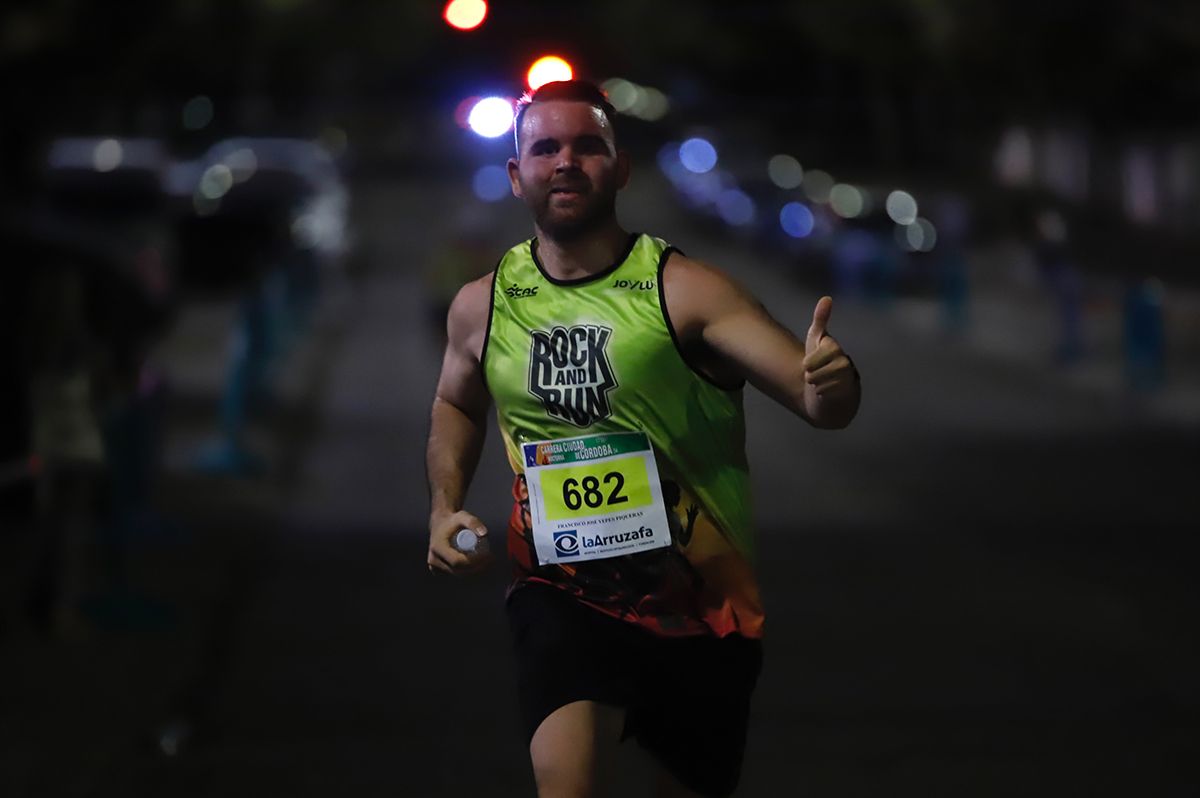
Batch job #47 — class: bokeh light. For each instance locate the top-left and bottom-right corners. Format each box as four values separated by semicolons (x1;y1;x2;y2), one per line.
92;139;123;172
454;96;480;129
678;170;723;206
198;164;234;200
802;169;834;203
679;137;718;174
467;96;514;138
779;202;815;238
319;126;349;158
222;148;258;183
472;165;510;202
633;87;669;121
885;189;919;225
602;78;640;112
601;78;669;121
995;126;1034;186
657;142;687;183
182;95;213;131
527;56;573;91
767;154;803;189
717;189;756;226
829;184;865;218
443;0;487;30
895;217;937;252
1123;147;1158;224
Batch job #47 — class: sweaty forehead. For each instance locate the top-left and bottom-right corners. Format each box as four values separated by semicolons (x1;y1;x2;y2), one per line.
518;100;613;148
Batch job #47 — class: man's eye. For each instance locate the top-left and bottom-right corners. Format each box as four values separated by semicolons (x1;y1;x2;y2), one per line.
575;139;608;154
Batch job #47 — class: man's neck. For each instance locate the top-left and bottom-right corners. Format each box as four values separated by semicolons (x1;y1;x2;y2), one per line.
534;222;630;281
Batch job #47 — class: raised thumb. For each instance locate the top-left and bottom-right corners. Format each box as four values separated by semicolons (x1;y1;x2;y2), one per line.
807;296;833;346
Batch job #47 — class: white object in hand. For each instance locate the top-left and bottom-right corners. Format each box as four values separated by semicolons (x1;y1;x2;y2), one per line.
454;528;487;555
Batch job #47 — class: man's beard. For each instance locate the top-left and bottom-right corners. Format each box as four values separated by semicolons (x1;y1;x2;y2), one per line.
529;182;618;242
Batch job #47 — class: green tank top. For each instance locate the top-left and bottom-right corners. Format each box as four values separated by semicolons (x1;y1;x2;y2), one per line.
483;233;755;559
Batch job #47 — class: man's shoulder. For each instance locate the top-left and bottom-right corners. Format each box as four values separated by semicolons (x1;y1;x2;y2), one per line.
661;249;741;297
661;249;763;342
448;272;495;335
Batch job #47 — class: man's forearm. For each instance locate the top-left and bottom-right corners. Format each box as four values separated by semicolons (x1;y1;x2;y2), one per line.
426;396;487;517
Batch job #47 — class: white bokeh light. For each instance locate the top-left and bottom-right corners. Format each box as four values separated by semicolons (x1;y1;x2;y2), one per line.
198;164;234;200
829;184;865;218
802;169;834;203
886;190;919;225
92;139;123;172
767;154;803;189
468;97;515;138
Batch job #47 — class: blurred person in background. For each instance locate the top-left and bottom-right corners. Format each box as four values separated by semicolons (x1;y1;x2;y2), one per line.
19;233;173;635
1122;276;1166;393
425;80;861;798
24;264;109;636
934;193;972;336
1033;207;1084;365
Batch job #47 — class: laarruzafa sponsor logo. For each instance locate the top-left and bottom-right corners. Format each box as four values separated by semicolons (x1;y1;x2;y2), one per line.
553;530;580;557
581;526;654;549
527;325;617;427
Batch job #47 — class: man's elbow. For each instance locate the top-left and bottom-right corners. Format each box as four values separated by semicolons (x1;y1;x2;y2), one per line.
433;394;489;426
807;394;860;430
818;412;856;430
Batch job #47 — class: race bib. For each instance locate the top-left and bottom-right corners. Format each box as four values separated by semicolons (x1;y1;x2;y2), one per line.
522;431;673;565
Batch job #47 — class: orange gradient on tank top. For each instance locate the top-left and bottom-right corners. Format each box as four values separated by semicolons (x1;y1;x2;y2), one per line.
526;56;573;90
443;0;487;31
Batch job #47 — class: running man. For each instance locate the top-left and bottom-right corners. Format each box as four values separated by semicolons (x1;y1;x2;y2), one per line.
426;79;860;797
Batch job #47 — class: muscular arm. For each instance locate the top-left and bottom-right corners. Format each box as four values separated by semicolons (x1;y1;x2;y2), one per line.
425;274;494;572
662;253;860;429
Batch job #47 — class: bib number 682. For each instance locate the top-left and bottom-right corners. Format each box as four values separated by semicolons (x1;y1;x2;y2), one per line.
562;472;628;511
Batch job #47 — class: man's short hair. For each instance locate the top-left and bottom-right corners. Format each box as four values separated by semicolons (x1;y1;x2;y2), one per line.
513;79;618;155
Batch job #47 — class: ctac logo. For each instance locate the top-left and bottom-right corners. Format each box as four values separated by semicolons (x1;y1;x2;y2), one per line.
527;324;618;427
553;530;580;557
611;279;654;291
505;283;539;299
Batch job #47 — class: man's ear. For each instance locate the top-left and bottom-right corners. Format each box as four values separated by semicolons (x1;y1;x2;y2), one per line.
507;157;523;198
616;149;632;190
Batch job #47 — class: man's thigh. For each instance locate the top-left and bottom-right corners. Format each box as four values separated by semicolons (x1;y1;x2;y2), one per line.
507;584;642;744
628;633;762;797
529;700;625;798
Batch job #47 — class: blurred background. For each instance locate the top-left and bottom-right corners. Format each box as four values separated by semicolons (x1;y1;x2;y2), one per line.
1;1;1198;796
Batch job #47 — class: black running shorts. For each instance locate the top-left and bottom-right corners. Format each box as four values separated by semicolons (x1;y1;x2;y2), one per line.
506;582;763;798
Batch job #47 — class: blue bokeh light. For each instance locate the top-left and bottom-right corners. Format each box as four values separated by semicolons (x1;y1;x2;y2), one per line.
780;202;815;238
679;137;718;174
472;164;510;202
717;189;755;226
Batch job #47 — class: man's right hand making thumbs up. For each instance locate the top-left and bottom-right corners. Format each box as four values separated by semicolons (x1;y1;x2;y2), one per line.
661;257;861;429
801;296;859;424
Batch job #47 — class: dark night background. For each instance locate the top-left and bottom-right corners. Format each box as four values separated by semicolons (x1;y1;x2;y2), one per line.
1;2;1198;796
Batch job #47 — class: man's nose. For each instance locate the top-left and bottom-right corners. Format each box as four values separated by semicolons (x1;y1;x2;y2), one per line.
554;147;580;171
